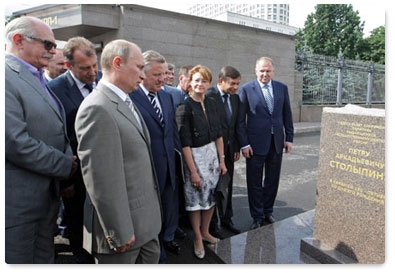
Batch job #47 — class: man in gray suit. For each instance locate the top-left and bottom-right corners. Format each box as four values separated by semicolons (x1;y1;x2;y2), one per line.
5;16;77;263
75;39;162;264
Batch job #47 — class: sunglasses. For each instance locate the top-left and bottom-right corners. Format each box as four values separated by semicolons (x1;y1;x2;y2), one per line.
24;35;57;50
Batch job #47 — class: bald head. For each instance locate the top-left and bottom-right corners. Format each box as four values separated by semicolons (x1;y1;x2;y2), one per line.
100;39;145;93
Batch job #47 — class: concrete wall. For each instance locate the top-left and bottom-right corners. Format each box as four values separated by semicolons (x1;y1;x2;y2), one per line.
116;5;296;87
25;4;365;123
121;5;298;123
53;4;298;120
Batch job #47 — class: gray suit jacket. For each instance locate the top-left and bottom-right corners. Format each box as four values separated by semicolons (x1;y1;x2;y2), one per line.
5;54;73;228
75;82;162;254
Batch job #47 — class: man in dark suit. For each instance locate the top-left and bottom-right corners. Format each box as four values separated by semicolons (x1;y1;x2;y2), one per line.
130;50;182;263
163;62;185;111
162;62;187;240
238;57;294;230
176;65;193;100
49;36;100;263
206;66;242;238
5;16;77;263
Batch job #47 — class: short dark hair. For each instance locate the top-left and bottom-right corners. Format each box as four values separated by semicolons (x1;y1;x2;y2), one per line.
178;65;194;77
218;66;241;81
63;36;96;65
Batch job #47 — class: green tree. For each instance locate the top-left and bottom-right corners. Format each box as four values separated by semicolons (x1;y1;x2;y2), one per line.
360;26;385;64
296;4;365;60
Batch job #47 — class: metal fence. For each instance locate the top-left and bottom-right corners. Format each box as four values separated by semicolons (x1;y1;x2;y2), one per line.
295;51;385;105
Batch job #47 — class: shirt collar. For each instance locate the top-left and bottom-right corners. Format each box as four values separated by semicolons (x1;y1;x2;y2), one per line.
69;71;93;91
217;84;225;96
100;79;129;102
259;80;272;89
139;83;151;97
7;53;45;78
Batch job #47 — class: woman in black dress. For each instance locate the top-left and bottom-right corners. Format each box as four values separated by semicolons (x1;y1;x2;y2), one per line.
177;65;227;259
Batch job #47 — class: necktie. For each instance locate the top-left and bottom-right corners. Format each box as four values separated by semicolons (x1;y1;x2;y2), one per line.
125;97;143;131
84;84;93;93
148;92;164;127
222;94;232;124
262;84;273;114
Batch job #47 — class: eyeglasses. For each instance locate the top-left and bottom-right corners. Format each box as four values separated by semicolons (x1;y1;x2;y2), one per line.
24;35;57;50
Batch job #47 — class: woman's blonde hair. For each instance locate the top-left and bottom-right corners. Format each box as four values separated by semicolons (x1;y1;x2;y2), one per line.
189;65;212;84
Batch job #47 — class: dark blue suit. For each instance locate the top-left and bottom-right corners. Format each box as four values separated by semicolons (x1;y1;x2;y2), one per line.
238;79;293;221
48;71;100;260
163;85;185;110
130;87;181;262
206;86;240;221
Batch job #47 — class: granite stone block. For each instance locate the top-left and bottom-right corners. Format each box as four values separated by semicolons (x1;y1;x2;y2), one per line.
310;104;385;264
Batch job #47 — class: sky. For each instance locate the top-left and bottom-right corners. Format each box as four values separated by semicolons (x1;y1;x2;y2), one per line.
3;0;387;37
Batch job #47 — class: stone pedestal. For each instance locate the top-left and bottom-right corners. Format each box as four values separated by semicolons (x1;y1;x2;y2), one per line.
301;104;385;264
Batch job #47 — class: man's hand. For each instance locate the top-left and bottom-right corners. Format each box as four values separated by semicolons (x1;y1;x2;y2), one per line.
114;235;136;253
242;146;253;159
284;142;293;153
69;155;78;177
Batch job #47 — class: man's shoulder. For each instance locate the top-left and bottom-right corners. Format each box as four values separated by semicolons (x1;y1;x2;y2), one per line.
272;80;288;89
163;85;181;94
206;86;219;96
241;79;257;89
48;72;71;89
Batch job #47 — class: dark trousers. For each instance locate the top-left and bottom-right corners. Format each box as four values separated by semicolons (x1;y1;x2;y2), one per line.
159;177;179;263
211;146;235;228
246;137;283;221
61;180;86;250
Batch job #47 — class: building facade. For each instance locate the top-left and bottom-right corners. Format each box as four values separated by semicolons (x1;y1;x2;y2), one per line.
214;11;298;35
187;4;290;25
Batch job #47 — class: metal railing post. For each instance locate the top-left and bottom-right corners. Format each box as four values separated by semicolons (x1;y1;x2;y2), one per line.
366;61;374;105
336;52;345;105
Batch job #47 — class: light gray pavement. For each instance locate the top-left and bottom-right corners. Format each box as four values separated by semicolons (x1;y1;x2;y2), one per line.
231;122;321;233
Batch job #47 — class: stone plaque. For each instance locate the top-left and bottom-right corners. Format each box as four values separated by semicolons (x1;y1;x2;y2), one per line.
313;104;385;263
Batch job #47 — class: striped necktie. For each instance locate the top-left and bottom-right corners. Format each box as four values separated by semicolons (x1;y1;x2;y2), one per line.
125;97;143;131
148;92;164;126
262;84;273;114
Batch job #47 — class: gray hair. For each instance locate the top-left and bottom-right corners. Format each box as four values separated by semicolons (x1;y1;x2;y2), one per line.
142;50;166;72
255;56;274;68
5;16;44;47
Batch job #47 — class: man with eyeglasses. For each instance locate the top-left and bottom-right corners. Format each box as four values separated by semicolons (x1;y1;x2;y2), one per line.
5;16;77;263
23;34;58;51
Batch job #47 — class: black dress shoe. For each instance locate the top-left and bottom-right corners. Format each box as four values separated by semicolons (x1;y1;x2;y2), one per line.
221;219;241;234
250;219;262;230
262;215;276;226
175;227;186;240
164;240;181;255
72;247;95;264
